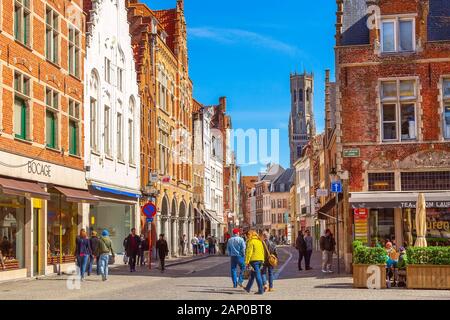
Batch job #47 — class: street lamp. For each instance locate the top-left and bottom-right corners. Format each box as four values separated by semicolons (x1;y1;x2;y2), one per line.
329;167;341;274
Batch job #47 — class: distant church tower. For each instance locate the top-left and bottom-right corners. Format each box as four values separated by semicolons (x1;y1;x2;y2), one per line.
288;71;316;166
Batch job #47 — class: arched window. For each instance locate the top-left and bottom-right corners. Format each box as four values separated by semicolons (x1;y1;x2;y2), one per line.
117;47;125;92
306;89;311;102
89;70;100;151
293;89;296;102
128;96;135;164
299;89;303;102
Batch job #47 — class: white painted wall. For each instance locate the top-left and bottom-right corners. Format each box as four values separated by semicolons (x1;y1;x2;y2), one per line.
84;0;140;194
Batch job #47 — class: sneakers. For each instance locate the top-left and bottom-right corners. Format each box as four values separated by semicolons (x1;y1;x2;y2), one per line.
327;270;333;273
101;275;107;281
322;269;327;273
263;285;269;292
238;283;244;288
268;288;275;292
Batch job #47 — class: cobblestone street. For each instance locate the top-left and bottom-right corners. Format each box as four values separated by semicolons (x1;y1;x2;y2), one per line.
0;247;449;300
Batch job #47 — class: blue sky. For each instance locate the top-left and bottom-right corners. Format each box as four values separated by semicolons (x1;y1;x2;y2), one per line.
147;0;337;176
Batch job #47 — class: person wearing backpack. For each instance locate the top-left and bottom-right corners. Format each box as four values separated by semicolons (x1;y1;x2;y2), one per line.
261;231;277;292
98;229;115;281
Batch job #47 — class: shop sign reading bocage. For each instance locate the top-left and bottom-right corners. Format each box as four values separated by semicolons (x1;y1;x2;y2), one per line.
28;161;51;177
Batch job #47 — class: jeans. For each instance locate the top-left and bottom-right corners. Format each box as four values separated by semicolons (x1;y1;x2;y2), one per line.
305;250;313;268
261;265;274;289
137;250;145;265
128;253;137;271
245;261;264;294
298;251;305;269
99;254;110;279
87;255;95;275
322;250;333;271
76;255;89;278
209;245;216;255
230;256;245;287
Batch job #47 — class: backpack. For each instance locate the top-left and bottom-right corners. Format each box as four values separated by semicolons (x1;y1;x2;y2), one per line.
98;237;111;254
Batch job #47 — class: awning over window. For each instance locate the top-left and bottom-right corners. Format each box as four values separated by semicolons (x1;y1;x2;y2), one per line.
53;186;99;203
349;192;450;209
91;184;141;199
202;209;223;224
317;194;343;220
0;177;50;200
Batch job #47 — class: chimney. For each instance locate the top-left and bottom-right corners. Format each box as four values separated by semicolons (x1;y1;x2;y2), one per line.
219;96;227;113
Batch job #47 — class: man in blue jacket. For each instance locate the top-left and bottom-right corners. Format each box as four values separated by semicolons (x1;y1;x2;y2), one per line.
226;228;246;288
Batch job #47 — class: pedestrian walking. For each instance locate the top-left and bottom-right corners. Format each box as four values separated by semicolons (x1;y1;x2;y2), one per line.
180;234;187;256
261;231;277;292
98;229;115;281
226;228;246;288
244;230;265;295
198;235;205;255
320;229;336;273
304;229;313;270
156;234;169;273
296;231;307;270
208;235;216;255
124;228;140;272
75;229;92;281
137;234;146;266
88;230;100;276
191;234;199;255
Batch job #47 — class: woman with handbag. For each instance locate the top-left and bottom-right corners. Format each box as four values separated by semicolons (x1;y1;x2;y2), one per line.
261;231;278;292
243;230;265;295
98;229;115;281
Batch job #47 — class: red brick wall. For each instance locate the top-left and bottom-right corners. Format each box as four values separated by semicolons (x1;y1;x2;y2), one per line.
337;0;450;192
1;0;85;171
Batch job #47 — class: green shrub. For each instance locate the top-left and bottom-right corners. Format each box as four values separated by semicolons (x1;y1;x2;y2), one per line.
353;242;387;265
407;247;450;265
353;240;363;249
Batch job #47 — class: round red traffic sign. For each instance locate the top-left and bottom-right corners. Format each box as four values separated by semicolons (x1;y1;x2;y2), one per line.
142;202;157;219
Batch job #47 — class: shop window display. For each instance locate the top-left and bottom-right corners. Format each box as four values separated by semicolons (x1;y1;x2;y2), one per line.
403;208;450;247
369;208;395;246
47;193;79;264
0;195;25;270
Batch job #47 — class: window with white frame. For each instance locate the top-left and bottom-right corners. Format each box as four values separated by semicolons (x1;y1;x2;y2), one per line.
104;58;111;84
13;72;31;140
128;98;135;164
45;87;59;149
117;112;123;161
46;7;59;64
380;79;417;141
14;0;31;46
68;25;80;77
381;18;415;53
443;78;450;139
104;105;111;156
68;99;80;156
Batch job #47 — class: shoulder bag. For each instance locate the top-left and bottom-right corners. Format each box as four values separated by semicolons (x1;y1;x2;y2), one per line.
262;240;278;267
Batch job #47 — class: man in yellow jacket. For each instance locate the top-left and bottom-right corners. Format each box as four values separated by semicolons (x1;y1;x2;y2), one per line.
244;231;265;295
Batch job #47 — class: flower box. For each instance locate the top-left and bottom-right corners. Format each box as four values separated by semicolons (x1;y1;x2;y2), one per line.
406;265;450;289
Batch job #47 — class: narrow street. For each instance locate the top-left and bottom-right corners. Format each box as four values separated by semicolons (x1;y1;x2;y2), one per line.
0;247;449;300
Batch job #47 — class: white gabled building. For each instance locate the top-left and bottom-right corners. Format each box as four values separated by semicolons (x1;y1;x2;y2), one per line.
83;0;141;254
202;106;223;238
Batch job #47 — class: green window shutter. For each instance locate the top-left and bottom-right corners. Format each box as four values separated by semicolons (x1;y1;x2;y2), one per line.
69;120;77;155
46;111;56;148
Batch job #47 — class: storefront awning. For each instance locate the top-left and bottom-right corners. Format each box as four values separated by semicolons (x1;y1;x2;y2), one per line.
91;184;141;199
202;210;223;224
0;177;50;200
349;192;450;209
53;186;99;203
317;194;343;220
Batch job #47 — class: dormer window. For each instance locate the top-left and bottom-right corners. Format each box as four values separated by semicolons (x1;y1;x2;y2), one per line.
381;17;415;53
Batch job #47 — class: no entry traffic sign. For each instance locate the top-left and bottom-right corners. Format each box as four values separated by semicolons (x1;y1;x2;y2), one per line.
142;202;157;219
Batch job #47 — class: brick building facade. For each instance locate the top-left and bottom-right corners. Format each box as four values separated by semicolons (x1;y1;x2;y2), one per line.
335;0;450;270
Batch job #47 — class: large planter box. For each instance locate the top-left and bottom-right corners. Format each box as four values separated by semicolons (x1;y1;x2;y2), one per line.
353;264;386;289
407;265;450;289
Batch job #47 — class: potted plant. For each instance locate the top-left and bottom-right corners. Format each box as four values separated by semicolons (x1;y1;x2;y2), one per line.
352;241;387;288
406;247;450;289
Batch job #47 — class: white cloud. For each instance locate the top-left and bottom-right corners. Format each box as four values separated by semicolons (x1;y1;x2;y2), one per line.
188;27;299;56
